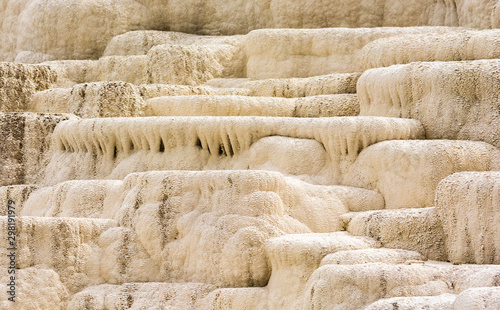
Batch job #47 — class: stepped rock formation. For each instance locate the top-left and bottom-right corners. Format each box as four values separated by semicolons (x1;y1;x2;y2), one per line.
2;1;500;309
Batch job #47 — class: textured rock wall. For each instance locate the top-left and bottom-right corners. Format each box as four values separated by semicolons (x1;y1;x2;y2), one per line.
0;62;56;111
0;113;77;186
2;0;499;62
344;140;500;209
303;264;500;310
359;59;500;148
436;172;500;264
244;28;457;79
11;170;381;290
44;116;423;185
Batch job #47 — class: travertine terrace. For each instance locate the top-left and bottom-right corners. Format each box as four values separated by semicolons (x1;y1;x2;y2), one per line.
2;1;500;309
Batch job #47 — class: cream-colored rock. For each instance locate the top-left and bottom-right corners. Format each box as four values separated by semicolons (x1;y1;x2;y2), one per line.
0;185;38;216
361;30;500;70
0;112;77;186
245;27;457;79
265;232;379;310
453;287;500;310
241;73;360;97
45;116;423;184
24;172;382;229
45;44;243;86
344;140;500;209
31;82;145;117
44;60;97;87
103;30;245;56
22;170;362;287
2;1;499;62
202;287;269;310
145;94;359;117
148;44;245;85
93;56;149;85
1;0;146;61
364;294;457;310
68;282;216;310
204;73;360;97
14;51;55;64
359;60;500;148
30;84;250;117
0;268;69;310
145;95;295;117
21;180;122;218
29;88;71;114
436;172;500;264
343;208;446;260
44;57;149;86
138;84;250;99
0;62;56;111
302;263;500;310
0;216;116;292
320;248;425;266
268;0;461;29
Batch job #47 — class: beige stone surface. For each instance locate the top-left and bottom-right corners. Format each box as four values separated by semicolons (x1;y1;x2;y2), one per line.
320;248;425;266
19;170;370;288
145;94;359;117
45;116;423;184
0;62;56;111
364;294;457;310
30;84;251;117
235;73;360;97
436;172;500;264
0;185;38;216
245;27;457;79
0;216;117;292
14;51;55;64
303;263;500;310
0;268;69;310
138;84;250;99
31;82;145;117
344;140;500;209
2;1;498;62
202;287;269;310
103;30;245;57
0;0;146;61
359;59;500;148
3;1;500;308
265;232;379;309
148;44;245;85
453;287;500;310
343;208;446;260
0;112;77;186
68;282;216;310
361;30;500;70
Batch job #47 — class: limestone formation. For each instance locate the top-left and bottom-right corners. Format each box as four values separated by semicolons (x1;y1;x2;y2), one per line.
145;95;359;117
364;294;457;310
303;263;500;310
344;140;500;209
2;1;500;309
358;59;500;148
342;208;447;260
44;116;423;184
0;62;57;111
0;112;77;186
436;172;500;264
454;287;500;310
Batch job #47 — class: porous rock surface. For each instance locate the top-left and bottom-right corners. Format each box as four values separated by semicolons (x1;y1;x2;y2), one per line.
2;1;500;310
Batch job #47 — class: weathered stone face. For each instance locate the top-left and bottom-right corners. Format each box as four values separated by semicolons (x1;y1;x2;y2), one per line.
0;63;57;111
0;113;76;186
2;2;500;309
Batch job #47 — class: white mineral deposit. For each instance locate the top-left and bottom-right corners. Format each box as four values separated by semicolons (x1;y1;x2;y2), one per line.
1;1;500;309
